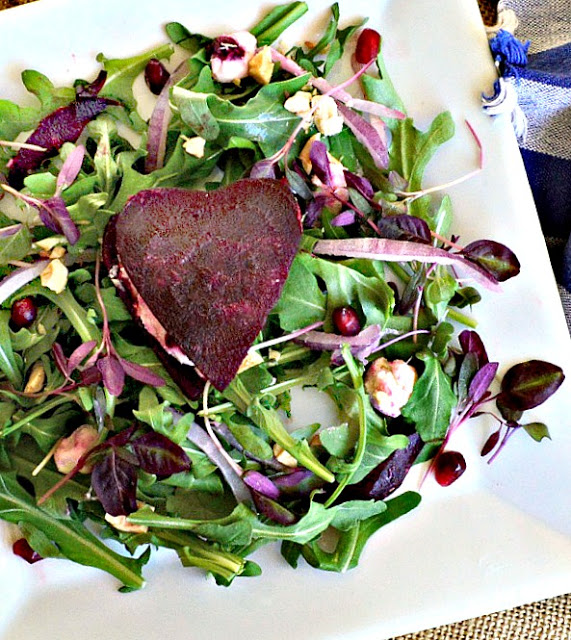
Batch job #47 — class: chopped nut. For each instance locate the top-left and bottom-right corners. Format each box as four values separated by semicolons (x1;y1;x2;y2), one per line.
284;90;312;116
299;132;321;174
311;94;344;136
40;258;68;294
34;236;65;252
105;502;154;534
237;349;264;374
49;245;66;260
181;135;206;158
309;432;322;448
24;362;46;394
273;444;298;468
248;46;274;85
104;514;148;534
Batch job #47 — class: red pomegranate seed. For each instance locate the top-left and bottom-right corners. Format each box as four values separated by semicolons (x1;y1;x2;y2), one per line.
434;450;466;486
144;59;170;95
355;28;381;64
12;538;43;564
10;296;37;329
332;306;361;336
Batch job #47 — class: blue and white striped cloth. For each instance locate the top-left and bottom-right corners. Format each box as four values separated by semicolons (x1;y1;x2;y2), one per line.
494;0;571;330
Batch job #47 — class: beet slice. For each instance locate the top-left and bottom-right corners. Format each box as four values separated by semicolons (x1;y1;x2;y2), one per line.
106;178;302;391
7;71;118;189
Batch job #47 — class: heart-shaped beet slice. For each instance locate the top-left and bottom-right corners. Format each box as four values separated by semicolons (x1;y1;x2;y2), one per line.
109;178;301;390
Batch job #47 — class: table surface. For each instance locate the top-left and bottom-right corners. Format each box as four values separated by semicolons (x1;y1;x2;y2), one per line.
0;0;569;638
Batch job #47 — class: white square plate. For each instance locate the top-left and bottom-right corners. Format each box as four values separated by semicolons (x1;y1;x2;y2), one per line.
0;1;570;638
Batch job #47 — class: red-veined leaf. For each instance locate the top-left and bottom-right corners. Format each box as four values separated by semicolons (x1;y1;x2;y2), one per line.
91;450;137;516
97;354;125;397
131;432;190;477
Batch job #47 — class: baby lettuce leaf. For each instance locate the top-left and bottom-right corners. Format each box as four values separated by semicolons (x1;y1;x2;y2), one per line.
0;473;146;589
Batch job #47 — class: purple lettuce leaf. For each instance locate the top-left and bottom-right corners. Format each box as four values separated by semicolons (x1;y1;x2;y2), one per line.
91;449;138;516
344;171;375;200
120;357;165;388
36;196;80;245
97;354;125;397
309;140;333;186
376;214;432;244
131;431;191;477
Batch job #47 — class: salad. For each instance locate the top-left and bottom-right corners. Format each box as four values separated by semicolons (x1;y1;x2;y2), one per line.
0;2;564;592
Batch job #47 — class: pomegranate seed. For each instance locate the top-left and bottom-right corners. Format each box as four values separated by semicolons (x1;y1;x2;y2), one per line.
434;450;466;486
144;59;170;95
12;538;43;564
332;306;361;336
10;296;37;329
355;28;381;64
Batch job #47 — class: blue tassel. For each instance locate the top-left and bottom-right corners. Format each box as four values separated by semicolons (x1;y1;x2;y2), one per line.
489;29;530;78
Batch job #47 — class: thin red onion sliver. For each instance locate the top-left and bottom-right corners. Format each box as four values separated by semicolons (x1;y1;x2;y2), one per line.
56;145;85;193
145;61;189;173
0;260;49;306
313;238;501;291
187;422;252;504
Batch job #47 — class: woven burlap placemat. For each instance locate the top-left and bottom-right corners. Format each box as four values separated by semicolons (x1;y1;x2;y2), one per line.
391;595;571;639
0;0;569;638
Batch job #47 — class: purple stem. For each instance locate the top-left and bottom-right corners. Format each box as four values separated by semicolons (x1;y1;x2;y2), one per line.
487;423;519;464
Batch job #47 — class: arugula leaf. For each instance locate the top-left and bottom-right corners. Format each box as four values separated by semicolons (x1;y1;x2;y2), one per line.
97;43;173;111
287;491;421;572
0;225;32;267
1;438;89;515
0;71;73;140
134;388;194;445
0;311;23;389
171;87;221;140
329;498;387;531
273;253;327;330
391;112;455;192
303;3;364;77
165;23;211;52
173;75;310;157
22;407;79;451
0;472;146;589
401;354;457;442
